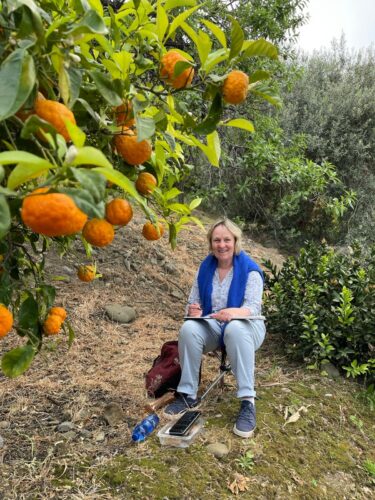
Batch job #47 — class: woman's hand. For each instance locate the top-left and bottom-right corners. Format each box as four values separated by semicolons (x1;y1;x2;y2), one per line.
187;303;203;317
210;307;251;322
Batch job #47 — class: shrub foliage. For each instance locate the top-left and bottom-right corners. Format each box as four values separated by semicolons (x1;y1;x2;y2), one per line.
263;242;375;381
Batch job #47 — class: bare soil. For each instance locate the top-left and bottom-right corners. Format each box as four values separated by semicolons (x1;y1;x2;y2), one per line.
0;210;374;499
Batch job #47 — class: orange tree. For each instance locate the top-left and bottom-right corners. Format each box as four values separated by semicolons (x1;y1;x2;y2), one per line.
0;0;278;376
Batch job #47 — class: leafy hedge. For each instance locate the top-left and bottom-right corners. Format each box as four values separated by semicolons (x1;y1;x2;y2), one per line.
263;242;375;381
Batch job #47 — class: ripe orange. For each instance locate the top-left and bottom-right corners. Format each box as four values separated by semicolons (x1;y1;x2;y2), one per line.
114;129;152;166
135;172;157;196
142;221;165;241
222;70;249;105
21;187;88;237
49;307;67;321
0;305;13;338
114;101;135;128
77;264;96;282
82;218;115;247
43;314;63;336
105;198;133;226
34;95;76;141
160;51;194;89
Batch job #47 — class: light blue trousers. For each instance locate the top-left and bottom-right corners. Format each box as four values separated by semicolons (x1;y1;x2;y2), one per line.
177;319;266;398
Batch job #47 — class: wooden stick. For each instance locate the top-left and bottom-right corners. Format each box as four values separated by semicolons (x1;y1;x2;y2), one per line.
144;391;175;413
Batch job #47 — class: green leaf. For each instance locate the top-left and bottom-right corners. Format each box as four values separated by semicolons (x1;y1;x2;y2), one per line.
90;71;122;106
70;146;113;169
39;284;56;309
0;195;11;239
223;118;255;133
164;187;182;201
93;167;145;205
70;167;106;203
165;0;197;9
136;116;155;142
250;82;282;107
0;166;4;183
249;70;271;83
0;48;36;121
18;295;39;330
202;48;229;73
1;344;36;378
189;197;202;210
68;8;108;35
229;17;244;61
195;29;212;65
167;202;191;214
62;187;105;219
190;131;221;167
201;19;227;48
8;0;46;41
65;123;86;148
7;162;51;189
65;319;75;347
156;1;169;42
88;0;104;16
242;39;278;59
166;5;200;40
194;93;222;135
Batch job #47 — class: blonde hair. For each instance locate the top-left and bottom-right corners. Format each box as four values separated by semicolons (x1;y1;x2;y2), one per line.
207;218;242;255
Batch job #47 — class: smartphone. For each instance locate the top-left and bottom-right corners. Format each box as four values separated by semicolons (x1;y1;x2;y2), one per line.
168;410;202;436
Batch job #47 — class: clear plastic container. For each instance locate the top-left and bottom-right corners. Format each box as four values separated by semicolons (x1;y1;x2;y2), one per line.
157;417;204;448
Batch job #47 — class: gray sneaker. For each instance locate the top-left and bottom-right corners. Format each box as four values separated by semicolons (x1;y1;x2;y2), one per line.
233;400;256;438
163;393;199;419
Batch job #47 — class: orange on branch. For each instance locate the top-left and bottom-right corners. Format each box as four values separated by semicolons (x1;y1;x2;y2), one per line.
77;265;96;282
142;221;165;241
82;218;115;247
114;129;152;166
114;101;135;128
222;70;249;105
0;305;13;338
49;307;67;321
105;198;133;226
135;172;157;196
34;95;76;141
160;51;194;89
21;188;88;237
43;314;63;336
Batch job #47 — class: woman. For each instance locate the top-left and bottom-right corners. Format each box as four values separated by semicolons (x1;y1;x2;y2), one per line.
164;218;266;438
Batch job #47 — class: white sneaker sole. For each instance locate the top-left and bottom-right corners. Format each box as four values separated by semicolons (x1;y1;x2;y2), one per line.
233;424;255;438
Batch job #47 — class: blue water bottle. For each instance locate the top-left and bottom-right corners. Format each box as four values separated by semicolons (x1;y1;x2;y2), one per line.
132;413;160;442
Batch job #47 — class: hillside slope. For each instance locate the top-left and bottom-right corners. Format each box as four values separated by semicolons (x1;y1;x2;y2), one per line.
0;210;373;499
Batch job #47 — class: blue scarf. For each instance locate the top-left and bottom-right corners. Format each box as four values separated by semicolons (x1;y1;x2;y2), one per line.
197;250;263;316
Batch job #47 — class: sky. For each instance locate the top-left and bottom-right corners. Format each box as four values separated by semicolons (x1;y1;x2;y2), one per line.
297;0;375;53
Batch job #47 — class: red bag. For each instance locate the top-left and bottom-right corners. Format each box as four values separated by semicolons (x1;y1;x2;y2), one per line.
145;341;181;398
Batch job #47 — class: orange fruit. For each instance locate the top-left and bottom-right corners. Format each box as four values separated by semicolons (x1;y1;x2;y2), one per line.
160;51;194;89
34;95;76;141
222;70;249;105
135;172;157;196
43;314;63;336
142;221;165;241
105;198;133;226
77;264;96;282
49;307;67;321
21;187;88;237
114;101;135;128
0;305;13;338
114;129;152;165
82;218;115;247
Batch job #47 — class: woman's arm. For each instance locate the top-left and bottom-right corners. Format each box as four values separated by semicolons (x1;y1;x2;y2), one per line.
210;271;263;322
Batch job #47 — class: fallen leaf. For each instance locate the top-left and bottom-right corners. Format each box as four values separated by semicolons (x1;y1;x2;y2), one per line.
285;410;301;425
227;473;251;495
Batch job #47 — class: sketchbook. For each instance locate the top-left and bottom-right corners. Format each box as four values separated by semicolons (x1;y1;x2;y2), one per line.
183;315;265;321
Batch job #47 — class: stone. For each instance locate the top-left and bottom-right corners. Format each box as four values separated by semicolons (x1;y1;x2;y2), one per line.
321;360;341;379
105;304;136;323
57;421;76;433
103;403;124;426
62;431;76;440
206;442;229;458
94;431;106;442
0;421;10;430
0;435;4;449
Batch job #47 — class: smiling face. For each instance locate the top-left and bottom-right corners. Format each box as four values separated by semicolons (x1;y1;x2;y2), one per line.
211;224;236;265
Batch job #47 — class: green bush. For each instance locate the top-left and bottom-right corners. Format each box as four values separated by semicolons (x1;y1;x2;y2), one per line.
263;242;375;381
